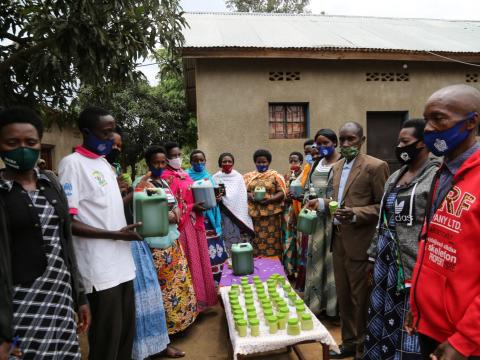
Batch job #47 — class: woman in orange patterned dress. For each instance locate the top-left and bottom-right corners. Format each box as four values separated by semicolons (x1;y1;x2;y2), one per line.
244;149;287;258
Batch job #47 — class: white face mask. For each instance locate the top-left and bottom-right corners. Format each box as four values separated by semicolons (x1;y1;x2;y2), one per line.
168;157;182;170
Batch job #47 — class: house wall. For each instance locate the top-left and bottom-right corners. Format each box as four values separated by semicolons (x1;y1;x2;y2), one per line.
194;58;479;174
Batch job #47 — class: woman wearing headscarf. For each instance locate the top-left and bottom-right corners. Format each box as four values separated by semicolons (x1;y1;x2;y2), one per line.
364;119;439;360
213;153;254;255
303;129;341;314
187;150;228;287
162;142;217;311
244;149;286;257
130;145;197;357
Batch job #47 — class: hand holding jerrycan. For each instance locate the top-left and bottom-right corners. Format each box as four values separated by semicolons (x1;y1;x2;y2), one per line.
134;188;169;237
253;186;266;201
297;208;317;235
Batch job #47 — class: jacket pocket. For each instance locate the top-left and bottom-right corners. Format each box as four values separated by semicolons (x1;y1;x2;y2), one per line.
416;265;453;332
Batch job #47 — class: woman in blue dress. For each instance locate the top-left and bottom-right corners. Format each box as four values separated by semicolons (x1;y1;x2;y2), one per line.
364;119;439;360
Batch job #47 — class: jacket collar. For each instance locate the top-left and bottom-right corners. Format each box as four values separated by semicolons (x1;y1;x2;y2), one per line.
0;168;51;192
75;145;101;159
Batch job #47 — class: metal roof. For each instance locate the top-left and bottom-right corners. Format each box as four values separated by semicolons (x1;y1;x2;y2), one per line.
183;12;480;53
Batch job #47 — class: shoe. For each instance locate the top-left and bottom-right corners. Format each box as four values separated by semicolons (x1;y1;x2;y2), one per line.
329;345;356;359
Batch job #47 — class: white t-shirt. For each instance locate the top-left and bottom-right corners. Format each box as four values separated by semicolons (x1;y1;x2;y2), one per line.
58;147;135;293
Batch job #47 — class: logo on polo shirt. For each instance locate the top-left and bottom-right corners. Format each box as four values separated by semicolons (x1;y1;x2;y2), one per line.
92;170;108;187
63;183;73;196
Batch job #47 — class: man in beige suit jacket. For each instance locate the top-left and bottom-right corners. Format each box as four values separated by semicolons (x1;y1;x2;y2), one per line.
309;122;389;359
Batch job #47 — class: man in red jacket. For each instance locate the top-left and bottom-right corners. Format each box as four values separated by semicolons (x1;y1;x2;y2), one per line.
406;84;480;360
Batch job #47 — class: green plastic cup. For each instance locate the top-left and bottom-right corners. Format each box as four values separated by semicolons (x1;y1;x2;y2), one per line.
277;312;287;329
237;319;247;337
301;313;314;330
287;318;301;336
249;318;260;337
329;201;339;215
267;315;278;334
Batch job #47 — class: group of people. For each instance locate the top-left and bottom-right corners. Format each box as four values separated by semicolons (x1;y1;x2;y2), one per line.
1;84;480;360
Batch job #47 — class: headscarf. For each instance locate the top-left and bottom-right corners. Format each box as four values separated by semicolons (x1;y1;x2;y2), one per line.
187;166;222;235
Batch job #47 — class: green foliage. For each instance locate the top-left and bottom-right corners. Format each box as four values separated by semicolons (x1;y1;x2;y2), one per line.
225;0;310;13
76;75;196;177
0;0;186;113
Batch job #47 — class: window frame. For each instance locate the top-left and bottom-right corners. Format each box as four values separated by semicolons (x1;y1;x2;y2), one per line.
268;102;309;139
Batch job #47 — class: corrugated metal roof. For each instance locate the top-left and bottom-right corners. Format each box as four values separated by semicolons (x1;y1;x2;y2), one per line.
183;12;480;53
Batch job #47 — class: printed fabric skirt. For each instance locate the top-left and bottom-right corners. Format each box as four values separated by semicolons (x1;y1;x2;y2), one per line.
151;239;198;334
252;213;283;258
221;211;252;256
178;220;218;312
364;191;421;360
131;241;170;360
205;219;228;287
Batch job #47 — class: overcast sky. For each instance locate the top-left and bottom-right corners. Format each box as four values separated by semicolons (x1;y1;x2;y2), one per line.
141;0;480;83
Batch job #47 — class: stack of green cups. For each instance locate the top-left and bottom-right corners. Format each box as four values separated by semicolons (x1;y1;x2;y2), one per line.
237;319;247;337
267;315;278;334
249;318;260;337
277;311;287;330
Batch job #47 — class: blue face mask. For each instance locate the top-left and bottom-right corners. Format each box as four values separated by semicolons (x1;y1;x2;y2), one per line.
424;112;475;156
318;146;335;158
192;163;206;172
305;154;314;165
149;165;164;178
256;165;268;173
84;130;114;156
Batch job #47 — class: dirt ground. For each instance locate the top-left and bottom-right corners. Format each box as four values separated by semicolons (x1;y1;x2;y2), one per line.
80;304;352;360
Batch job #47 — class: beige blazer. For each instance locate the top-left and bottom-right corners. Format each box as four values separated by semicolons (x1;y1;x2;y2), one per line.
329;153;389;260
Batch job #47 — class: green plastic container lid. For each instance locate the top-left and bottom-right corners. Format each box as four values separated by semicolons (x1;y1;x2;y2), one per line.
301;313;312;320
245;299;254;306
258;293;267;299
231;304;241;311
288;318;299;325
247;311;257;319
288;291;296;298
277;300;287;307
261;298;270;305
246;305;255;312
294;299;304;306
231;284;240;289
233;309;244;315
249;318;260;326
279;306;289;314
277;312;287;319
236;319;247;326
244;293;253;300
296;304;305;311
264;309;274;317
267;315;278;323
233;314;244;321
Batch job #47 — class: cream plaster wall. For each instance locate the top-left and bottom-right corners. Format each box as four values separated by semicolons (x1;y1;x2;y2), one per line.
194;58;479;174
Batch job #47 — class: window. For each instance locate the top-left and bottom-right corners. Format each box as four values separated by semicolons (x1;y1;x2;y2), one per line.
269;103;308;139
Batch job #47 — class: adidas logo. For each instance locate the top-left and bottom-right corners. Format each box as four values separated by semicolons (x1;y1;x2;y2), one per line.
395;200;405;215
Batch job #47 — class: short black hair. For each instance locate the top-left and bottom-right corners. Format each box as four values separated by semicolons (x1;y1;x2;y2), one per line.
0;106;44;139
314;128;338;146
190;149;206;162
289;151;304;162
303;139;314;147
78;106;111;131
144;145;167;164
164;142;180;156
402;118;426;140
253;149;272;163
218;152;235;167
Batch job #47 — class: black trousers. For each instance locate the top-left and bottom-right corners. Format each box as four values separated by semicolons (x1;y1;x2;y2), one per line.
419;334;480;360
87;280;135;360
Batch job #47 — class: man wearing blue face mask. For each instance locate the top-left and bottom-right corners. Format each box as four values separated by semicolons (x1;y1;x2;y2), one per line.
406;85;480;360
59;106;143;360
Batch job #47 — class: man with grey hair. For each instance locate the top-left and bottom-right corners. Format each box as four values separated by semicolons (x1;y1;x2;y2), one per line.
406;84;480;360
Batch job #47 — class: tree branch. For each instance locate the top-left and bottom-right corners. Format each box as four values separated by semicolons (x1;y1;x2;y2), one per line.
0;37;55;74
0;32;31;45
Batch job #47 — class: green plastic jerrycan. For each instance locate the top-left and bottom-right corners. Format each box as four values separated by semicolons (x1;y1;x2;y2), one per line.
191;179;217;209
297;208;318;235
232;243;254;276
254;186;266;201
134;188;169;237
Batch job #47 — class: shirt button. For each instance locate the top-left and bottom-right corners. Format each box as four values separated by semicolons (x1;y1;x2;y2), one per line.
52;199;57;204
40;186;45;191
28;204;33;207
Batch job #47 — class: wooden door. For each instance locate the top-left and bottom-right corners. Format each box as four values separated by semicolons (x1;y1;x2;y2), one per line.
367;111;408;173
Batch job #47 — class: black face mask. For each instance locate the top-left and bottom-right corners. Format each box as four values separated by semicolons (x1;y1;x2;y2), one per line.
106;148;121;164
395;140;422;165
